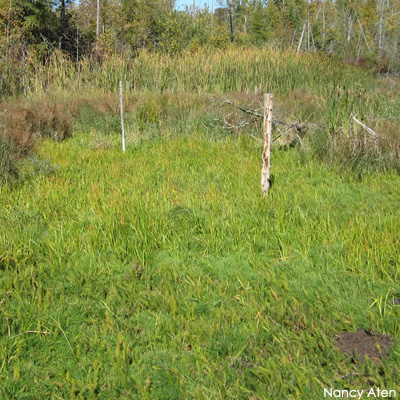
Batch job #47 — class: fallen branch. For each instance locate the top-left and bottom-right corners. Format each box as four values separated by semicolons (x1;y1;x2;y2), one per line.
223;117;260;131
215;97;263;118
351;114;378;137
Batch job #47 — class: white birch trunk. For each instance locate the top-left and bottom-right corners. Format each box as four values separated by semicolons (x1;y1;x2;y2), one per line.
96;0;100;54
297;22;306;53
6;0;11;47
357;14;370;50
261;94;273;196
347;14;354;44
378;0;385;57
6;0;11;66
322;6;326;50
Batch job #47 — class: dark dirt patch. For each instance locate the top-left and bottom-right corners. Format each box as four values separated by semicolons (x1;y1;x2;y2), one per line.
336;329;392;362
393;298;400;305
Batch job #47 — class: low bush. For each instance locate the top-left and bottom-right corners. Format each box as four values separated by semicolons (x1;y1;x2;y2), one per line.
0;99;73;182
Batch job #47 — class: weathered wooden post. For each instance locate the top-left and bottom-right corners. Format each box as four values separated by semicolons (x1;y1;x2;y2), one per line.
261;93;273;196
119;80;126;153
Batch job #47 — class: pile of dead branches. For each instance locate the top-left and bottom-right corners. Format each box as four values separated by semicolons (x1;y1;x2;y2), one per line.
212;95;314;148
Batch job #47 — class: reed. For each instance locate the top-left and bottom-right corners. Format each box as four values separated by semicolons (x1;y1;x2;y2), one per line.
2;48;373;98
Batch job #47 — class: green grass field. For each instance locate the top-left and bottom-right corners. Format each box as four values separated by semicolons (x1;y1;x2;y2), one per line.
1;49;400;399
1;115;400;398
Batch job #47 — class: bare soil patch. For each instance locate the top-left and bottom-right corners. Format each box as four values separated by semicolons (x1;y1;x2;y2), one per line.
336;329;392;362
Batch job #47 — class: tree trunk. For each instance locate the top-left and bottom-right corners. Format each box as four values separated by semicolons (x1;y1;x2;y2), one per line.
76;25;79;60
322;6;326;50
297;22;306;53
96;0;100;54
261;94;273;196
6;0;11;48
228;5;234;42
357;13;370;50
347;14;353;44
378;0;385;57
58;0;66;50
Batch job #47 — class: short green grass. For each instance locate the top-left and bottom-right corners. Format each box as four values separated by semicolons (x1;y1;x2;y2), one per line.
1;117;400;399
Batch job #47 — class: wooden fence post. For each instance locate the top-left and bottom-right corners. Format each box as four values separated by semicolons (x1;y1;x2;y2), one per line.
261;93;273;196
119;80;126;153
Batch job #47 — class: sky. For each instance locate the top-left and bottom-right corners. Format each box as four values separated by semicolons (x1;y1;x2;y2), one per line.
175;0;215;10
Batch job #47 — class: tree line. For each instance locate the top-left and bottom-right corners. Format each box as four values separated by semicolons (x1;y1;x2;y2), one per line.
0;0;399;73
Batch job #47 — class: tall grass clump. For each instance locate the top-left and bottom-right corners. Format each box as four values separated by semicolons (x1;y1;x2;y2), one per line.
305;79;400;175
311;123;400;176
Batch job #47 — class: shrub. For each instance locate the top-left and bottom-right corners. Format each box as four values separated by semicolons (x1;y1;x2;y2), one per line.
0;98;73;183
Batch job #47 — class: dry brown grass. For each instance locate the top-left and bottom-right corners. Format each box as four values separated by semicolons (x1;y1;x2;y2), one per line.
2;100;73;145
0;97;75;181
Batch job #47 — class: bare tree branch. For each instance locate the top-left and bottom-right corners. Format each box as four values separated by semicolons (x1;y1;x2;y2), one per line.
351;114;378;137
